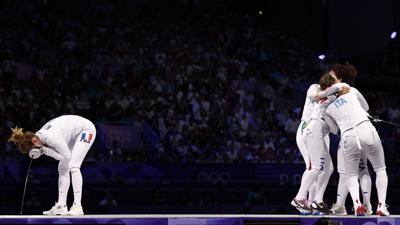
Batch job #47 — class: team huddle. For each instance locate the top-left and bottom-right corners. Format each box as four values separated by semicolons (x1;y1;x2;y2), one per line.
291;65;389;216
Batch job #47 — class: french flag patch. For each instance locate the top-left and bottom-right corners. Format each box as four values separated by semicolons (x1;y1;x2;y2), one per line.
80;132;93;144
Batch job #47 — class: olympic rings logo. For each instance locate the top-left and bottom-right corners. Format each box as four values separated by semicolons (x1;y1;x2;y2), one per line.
197;172;232;184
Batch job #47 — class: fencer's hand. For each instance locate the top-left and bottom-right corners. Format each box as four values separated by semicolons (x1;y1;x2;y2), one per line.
338;86;350;96
327;95;337;104
29;147;43;159
320;95;337;107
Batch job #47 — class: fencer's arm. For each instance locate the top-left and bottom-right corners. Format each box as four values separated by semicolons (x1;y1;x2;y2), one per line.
318;83;350;98
307;84;320;102
41;146;64;160
324;114;339;135
351;87;369;112
43;133;71;160
319;95;337;109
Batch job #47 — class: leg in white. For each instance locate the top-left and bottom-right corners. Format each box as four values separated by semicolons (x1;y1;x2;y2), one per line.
67;130;96;215
365;127;389;215
330;147;348;216
314;150;333;203
359;168;372;214
43;160;70;215
294;125;311;201
341;134;364;215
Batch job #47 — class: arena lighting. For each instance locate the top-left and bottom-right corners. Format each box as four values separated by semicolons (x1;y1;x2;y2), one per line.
318;54;326;60
390;31;397;39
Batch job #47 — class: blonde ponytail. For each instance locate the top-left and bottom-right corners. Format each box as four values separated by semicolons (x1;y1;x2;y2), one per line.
8;127;36;154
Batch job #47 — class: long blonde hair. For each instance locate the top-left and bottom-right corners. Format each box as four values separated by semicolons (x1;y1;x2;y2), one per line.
8;127;36;154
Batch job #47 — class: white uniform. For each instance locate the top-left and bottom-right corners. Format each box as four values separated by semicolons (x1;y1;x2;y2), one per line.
297;84;332;172
303;101;331;172
319;83;369;175
36;115;96;172
324;87;388;212
324;88;386;176
297;84;319;169
36;115;96;211
337;145;368;175
294;84;333;206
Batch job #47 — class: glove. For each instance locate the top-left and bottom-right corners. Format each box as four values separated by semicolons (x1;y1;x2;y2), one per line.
327;95;337;102
29;147;44;159
320;95;337;108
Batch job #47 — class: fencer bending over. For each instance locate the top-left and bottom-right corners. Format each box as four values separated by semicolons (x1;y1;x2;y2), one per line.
8;115;96;216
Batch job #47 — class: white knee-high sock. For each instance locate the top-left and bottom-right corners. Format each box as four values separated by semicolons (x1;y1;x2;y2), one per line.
58;172;71;206
295;170;309;199
376;169;388;205
336;174;348;206
308;180;317;203
359;169;372;207
347;175;361;206
71;169;83;205
314;165;333;203
296;169;320;200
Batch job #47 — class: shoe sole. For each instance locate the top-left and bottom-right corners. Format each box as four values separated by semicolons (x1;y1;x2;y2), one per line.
43;211;68;215
376;210;389;216
310;206;330;215
300;211;312;215
291;200;312;215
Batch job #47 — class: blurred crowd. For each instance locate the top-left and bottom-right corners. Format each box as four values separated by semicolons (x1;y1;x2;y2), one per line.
0;0;399;164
